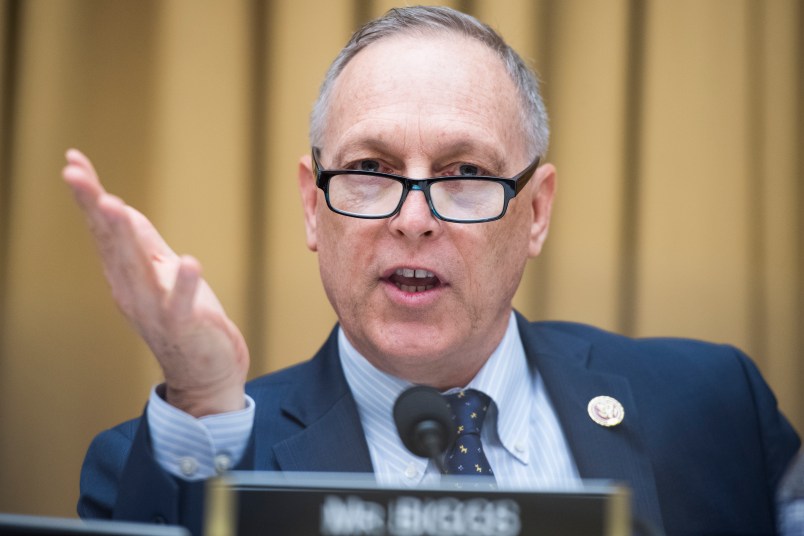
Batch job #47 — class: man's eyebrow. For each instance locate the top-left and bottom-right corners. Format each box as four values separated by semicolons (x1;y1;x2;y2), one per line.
435;142;510;175
328;140;512;174
328;140;395;166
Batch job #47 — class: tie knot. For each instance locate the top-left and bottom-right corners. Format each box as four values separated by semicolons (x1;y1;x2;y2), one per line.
445;389;491;436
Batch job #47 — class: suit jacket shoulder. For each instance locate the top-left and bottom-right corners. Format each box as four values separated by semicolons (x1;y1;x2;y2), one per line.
517;316;801;534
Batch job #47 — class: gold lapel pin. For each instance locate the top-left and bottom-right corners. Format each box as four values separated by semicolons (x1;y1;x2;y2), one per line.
587;396;625;427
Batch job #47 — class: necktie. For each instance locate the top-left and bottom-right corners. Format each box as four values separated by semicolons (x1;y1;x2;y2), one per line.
443;389;495;480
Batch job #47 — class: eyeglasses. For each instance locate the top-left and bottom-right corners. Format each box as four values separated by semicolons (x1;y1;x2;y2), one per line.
312;149;540;223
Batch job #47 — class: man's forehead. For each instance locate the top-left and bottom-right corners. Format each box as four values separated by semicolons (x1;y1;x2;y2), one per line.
334;32;504;88
321;33;529;165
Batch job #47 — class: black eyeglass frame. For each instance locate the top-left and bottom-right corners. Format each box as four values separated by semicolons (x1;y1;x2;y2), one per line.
311;149;541;224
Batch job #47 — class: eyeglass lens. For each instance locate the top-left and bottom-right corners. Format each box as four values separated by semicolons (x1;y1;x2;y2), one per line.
327;173;506;221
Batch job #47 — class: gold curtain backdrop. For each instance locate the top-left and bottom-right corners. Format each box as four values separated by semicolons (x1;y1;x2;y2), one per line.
0;0;801;517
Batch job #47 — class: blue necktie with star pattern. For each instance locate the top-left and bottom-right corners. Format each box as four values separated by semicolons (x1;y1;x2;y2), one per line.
444;389;495;481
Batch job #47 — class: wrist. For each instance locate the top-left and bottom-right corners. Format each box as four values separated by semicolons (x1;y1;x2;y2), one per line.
162;380;246;417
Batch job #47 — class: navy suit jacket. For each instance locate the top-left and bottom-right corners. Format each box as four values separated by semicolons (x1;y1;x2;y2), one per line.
79;315;800;535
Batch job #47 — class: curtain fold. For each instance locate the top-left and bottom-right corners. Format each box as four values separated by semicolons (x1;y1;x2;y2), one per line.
0;0;800;517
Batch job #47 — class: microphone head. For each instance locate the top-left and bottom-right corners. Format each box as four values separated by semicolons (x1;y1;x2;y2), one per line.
393;385;456;459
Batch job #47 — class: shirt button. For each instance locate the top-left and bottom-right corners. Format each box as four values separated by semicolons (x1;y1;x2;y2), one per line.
404;463;418;479
214;453;232;475
515;442;526;453
179;456;198;477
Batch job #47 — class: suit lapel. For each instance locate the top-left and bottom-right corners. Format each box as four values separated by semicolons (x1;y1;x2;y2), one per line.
272;396;374;472
516;315;664;528
261;318;663;527
269;328;374;473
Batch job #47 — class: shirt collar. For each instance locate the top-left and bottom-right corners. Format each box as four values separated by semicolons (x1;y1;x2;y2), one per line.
338;311;533;483
338;329;420;485
461;312;532;464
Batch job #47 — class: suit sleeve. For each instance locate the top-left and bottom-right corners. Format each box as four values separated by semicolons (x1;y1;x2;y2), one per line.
78;420;140;520
736;348;801;498
78;410;256;536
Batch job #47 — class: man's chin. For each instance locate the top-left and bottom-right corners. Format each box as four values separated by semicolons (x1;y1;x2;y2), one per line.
365;340;443;363
341;314;469;367
361;341;462;381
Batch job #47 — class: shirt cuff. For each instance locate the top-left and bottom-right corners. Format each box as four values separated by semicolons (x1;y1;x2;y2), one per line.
147;385;255;481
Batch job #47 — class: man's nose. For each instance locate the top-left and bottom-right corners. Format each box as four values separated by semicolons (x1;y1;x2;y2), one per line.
388;188;441;238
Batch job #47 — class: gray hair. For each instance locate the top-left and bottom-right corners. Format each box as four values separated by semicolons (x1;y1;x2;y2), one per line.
309;5;549;158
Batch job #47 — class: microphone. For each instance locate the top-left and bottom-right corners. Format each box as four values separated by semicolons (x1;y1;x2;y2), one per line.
393;385;456;474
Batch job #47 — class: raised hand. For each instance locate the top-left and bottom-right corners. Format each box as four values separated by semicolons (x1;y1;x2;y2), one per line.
62;149;249;417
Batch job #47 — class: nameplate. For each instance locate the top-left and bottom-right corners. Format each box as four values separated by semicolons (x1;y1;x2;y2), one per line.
205;472;630;536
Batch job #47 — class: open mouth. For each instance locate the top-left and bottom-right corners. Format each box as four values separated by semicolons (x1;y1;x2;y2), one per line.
388;268;440;293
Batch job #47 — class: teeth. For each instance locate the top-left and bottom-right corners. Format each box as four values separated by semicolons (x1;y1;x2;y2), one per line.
395;268;434;279
397;283;435;293
393;267;437;293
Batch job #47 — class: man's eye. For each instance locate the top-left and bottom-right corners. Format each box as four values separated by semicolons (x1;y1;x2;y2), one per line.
458;164;480;176
358;160;381;172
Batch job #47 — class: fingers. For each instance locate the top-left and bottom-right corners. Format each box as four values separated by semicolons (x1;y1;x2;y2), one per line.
62;148;173;265
124;205;175;259
62;149;172;318
168;256;202;319
64;148;99;177
62;148;106;210
98;196;163;315
63;149;117;241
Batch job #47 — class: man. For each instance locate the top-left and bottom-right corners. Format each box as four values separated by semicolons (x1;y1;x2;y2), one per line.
63;6;799;535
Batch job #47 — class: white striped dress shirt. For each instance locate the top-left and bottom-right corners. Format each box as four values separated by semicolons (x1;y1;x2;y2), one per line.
148;312;580;487
340;311;580;489
148;387;255;480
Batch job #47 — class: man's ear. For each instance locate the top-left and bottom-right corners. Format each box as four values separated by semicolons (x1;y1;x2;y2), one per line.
528;163;557;258
298;154;319;252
